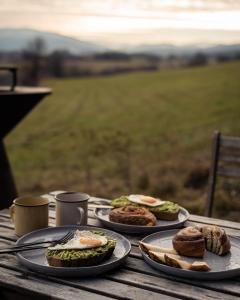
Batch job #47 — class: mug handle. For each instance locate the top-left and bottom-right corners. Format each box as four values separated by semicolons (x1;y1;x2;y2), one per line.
77;207;85;225
10;204;15;222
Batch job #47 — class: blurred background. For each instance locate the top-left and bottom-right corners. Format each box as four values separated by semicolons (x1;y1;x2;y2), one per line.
0;0;240;220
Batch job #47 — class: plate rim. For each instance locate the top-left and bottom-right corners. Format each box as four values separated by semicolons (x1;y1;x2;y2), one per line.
140;228;240;278
16;225;131;271
94;206;189;230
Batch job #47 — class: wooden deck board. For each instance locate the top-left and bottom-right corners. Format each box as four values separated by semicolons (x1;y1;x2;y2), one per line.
125;257;240;296
0;256;176;300
0;266;112;300
105;269;240;300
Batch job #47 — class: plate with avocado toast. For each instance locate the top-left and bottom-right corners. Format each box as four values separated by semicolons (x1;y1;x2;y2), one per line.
94;195;189;234
15;225;131;277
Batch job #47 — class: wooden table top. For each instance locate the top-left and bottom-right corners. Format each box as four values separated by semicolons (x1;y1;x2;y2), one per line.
0;199;240;300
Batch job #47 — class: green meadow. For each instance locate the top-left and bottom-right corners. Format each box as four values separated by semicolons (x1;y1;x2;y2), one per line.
6;61;240;220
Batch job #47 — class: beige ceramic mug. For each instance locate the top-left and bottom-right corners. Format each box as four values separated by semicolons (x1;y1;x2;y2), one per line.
10;196;49;236
55;192;89;226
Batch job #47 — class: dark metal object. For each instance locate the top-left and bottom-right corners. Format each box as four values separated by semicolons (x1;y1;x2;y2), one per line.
0;66;17;91
205;131;221;217
205;131;240;217
0;140;18;209
0;67;51;209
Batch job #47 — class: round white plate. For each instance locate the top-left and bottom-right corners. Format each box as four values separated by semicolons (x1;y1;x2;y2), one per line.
95;207;189;234
16;225;131;277
140;229;240;280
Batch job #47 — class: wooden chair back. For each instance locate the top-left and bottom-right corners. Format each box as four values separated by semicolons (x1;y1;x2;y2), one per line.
205;131;240;217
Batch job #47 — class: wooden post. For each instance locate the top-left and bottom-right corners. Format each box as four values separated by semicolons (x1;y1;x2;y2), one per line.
205;131;221;217
0;140;18;209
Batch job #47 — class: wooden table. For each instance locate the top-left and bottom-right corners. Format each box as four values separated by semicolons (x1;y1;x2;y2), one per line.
0;200;240;300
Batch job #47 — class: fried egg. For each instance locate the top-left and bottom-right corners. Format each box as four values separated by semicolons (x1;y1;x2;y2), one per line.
48;230;108;250
128;194;166;207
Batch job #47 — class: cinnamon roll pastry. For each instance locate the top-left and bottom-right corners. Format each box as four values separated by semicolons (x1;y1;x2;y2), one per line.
109;206;156;226
172;227;205;257
198;225;231;256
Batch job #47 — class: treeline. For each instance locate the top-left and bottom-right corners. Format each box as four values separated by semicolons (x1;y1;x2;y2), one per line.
0;40;160;85
0;37;240;86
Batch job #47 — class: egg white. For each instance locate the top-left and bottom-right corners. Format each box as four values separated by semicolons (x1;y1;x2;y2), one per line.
128;194;165;207
48;230;108;250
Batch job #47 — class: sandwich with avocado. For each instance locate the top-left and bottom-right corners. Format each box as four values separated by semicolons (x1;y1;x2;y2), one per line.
46;230;116;267
111;195;180;221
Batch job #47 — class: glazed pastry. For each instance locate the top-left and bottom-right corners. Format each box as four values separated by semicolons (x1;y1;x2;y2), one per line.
198;225;231;256
109;206;157;226
172;227;205;257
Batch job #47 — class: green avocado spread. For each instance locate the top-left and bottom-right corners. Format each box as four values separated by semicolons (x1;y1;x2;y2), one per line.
47;231;116;261
111;196;180;213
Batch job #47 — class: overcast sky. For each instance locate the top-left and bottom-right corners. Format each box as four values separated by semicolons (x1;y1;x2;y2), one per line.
1;0;240;46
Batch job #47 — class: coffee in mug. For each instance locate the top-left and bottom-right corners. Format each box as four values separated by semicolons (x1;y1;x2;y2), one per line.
10;196;49;236
55;192;89;226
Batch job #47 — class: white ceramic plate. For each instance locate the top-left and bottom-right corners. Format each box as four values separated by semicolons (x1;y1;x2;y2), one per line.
140;229;240;280
95;207;189;234
16;225;131;277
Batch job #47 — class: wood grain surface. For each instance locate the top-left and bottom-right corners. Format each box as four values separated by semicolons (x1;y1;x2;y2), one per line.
0;199;240;300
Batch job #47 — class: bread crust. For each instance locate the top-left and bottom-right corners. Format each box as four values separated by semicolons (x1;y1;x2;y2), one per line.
46;246;115;267
153;210;179;221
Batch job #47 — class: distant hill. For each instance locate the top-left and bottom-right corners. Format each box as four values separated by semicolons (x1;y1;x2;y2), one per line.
126;43;240;57
1;28;240;58
0;28;107;54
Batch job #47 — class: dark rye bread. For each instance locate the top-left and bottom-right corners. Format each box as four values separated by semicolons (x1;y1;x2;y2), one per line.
46;233;116;268
111;196;180;221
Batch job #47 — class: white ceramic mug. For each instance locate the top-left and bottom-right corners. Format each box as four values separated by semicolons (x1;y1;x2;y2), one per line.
55;192;89;226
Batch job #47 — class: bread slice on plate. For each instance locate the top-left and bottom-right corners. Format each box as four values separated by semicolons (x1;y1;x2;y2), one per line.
152;210;179;221
46;231;116;267
111;196;180;221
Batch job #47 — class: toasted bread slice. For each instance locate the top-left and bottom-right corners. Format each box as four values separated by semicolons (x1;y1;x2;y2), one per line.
46;233;116;268
111;196;180;221
153;210;179;221
47;246;115;267
148;251;210;272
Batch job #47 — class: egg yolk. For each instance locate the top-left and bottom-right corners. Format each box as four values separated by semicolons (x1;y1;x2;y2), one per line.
79;238;102;246
142;197;157;203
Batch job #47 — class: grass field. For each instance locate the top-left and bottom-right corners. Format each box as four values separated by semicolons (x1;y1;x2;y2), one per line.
5;61;240;220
